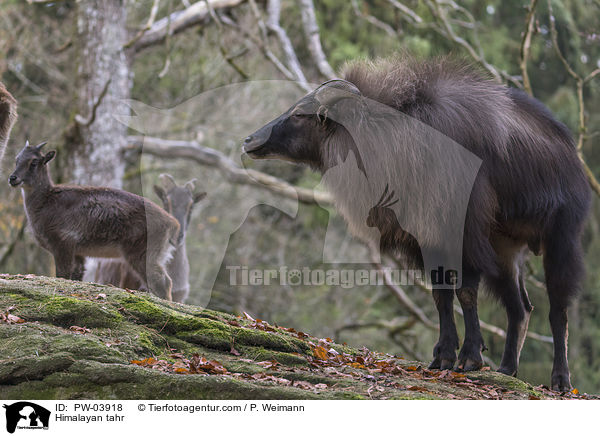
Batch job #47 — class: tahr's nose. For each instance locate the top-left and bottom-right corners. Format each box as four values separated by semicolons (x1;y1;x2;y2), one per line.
8;175;16;183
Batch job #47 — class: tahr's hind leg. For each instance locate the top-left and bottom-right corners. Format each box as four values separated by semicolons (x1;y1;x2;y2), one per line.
543;210;585;392
429;289;459;370
455;271;485;371
53;247;74;279
71;255;85;281
489;270;530;376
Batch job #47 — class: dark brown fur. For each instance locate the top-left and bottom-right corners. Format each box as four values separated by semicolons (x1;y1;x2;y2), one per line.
0;81;18;163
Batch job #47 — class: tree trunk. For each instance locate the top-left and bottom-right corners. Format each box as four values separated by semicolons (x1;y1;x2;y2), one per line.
71;0;132;188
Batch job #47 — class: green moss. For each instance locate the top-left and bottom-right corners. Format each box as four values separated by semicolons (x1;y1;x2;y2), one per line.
134;329;167;355
39;296;123;328
176;328;232;351
115;294;231;334
240;347;308;366
114;294;170;325
50;335;125;363
233;328;308;353
0;352;74;384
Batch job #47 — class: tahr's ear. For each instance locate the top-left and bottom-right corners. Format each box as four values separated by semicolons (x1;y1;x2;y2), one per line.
42;150;56;164
159;173;177;191
184;178;198;193
153;185;167;203
314;79;361;109
193;192;207;203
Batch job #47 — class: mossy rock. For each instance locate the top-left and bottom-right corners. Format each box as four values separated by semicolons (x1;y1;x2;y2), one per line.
0;275;591;400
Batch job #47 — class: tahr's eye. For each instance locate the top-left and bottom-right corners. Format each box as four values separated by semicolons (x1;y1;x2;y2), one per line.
30;160;38;168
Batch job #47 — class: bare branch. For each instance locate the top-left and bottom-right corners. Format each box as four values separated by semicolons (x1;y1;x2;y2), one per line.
158;0;175;78
124;0;162;49
547;0;600;195
427;0;522;88
298;0;336;79
388;0;423;24
74;79;112;127
264;0;308;85
547;1;579;81
221;6;311;91
127;136;333;205
204;0;250;79
519;0;539;95
133;0;246;52
351;0;396;37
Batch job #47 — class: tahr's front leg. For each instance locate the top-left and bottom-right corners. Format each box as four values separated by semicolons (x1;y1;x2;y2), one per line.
430;289;459;370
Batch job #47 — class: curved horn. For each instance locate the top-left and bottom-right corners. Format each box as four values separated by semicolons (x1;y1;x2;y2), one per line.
159;173;177;190
314;79;361;108
35;141;48;150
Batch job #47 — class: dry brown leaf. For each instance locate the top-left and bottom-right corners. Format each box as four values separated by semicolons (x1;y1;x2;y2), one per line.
69;325;91;334
313;346;329;360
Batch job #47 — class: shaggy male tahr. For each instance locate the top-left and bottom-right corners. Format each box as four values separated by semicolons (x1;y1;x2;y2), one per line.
243;57;591;391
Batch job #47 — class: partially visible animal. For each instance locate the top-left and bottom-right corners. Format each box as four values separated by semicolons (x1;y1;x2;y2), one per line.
0;81;18;164
91;174;206;303
8;141;179;301
243;56;591;391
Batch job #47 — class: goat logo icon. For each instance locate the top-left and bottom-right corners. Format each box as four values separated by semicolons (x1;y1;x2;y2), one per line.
3;402;50;433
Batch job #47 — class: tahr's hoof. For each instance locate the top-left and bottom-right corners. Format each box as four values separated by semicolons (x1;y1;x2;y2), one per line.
497;366;517;377
551;373;572;392
455;358;483;372
429;358;455;370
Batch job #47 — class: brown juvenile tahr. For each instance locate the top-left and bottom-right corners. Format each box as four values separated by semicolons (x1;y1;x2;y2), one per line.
0;81;18;164
92;174;206;303
8;141;180;301
243;56;591;391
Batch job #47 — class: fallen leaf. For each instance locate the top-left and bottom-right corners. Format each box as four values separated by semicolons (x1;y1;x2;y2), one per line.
313;346;329;360
69;325;91;334
407;385;429;393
